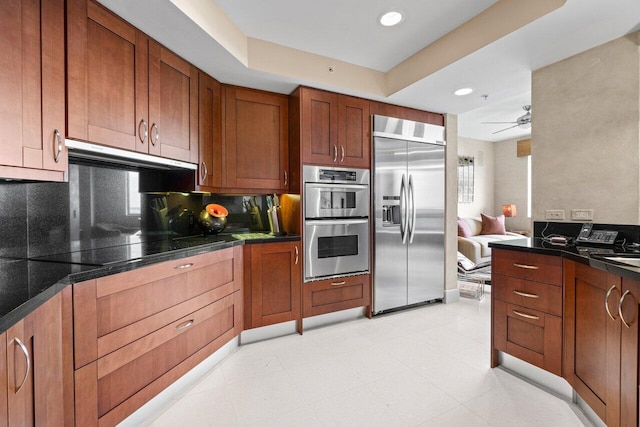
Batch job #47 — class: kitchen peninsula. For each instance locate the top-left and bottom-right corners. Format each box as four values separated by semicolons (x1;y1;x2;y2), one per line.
489;221;640;427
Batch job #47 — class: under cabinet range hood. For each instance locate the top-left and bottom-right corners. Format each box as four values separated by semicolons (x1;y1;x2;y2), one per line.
65;139;198;171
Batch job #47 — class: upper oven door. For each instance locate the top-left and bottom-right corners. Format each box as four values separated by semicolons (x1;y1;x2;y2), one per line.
304;218;369;281
305;183;369;219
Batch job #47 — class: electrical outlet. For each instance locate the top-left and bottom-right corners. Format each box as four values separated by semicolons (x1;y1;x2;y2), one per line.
571;209;594;221
545;210;565;220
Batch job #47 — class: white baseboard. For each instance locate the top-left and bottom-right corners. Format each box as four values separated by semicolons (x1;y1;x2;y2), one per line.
118;337;240;427
444;287;460;303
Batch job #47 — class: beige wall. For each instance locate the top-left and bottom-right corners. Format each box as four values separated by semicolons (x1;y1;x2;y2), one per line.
532;32;640;224
494;138;531;231
457;137;495;219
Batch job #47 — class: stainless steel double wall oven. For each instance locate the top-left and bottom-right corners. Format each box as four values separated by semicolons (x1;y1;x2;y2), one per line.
303;165;370;282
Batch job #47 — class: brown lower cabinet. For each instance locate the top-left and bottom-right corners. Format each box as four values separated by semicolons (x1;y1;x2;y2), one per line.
73;247;243;426
3;287;74;427
564;259;639;427
491;249;563;376
243;242;301;329
303;274;371;318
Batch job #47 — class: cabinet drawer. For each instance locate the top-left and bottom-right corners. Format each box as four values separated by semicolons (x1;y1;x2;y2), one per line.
303;274;370;318
494;300;562;376
99;293;235;417
492;249;562;285
493;274;562;316
74;246;242;369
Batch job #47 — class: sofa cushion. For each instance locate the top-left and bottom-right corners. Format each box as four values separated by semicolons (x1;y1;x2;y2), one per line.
458;218;472;237
470;234;519;257
480;213;506;235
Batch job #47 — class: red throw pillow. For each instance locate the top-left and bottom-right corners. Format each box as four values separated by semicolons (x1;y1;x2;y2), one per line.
480;213;506;235
458;218;472;237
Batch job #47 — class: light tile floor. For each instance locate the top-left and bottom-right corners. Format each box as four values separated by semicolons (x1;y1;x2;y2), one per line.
144;288;592;426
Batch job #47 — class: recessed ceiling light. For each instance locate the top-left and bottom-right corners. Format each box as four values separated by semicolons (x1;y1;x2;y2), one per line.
379;11;403;27
454;87;474;96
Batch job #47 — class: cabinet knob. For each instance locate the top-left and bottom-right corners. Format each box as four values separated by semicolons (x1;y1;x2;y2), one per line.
53;129;63;163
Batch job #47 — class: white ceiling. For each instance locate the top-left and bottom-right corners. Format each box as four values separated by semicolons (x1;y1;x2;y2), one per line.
99;0;640;142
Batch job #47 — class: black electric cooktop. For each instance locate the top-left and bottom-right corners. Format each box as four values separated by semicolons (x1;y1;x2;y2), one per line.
28;234;235;266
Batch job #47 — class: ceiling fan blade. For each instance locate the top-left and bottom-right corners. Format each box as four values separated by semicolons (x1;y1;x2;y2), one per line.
492;124;520;134
481;121;517;124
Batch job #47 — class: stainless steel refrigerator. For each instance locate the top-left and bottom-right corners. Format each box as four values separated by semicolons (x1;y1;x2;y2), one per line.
372;115;445;314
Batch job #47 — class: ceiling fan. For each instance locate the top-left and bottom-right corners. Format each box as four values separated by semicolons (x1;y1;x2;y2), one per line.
481;105;531;134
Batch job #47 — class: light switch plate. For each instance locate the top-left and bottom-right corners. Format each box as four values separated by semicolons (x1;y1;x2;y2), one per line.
545;210;565;220
571;209;594;221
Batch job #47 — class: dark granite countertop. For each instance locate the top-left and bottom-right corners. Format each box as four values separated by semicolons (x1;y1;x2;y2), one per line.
489;237;640;282
0;233;299;333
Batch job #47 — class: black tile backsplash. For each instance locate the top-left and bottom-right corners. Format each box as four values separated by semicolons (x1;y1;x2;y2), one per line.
0;163;277;259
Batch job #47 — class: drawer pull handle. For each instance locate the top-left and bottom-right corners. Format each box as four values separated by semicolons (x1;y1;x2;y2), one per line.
605;285;618;321
139;119;148;144
513;290;539;299
618;290;633;329
12;338;30;394
175;320;194;331
174;263;194;270
512;310;539;320
331;281;346;286
294;246;299;265
512;263;539;270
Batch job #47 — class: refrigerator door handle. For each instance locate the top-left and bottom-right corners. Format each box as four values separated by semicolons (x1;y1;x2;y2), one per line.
400;174;408;244
408;174;416;243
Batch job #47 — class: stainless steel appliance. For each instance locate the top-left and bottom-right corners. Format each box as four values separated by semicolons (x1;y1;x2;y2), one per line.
372;115;446;314
303;165;370;281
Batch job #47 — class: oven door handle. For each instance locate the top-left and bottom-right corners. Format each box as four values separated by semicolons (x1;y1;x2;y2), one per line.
305;183;369;190
305;219;369;226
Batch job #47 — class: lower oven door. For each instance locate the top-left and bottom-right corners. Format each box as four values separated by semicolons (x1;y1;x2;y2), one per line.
304;218;369;282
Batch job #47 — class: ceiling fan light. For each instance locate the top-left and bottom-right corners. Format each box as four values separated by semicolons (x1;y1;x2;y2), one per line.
379;11;403;27
454;87;473;96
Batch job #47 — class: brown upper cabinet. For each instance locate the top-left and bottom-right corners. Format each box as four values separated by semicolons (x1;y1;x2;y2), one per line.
197;72;223;190
0;0;67;181
223;86;289;192
295;87;370;168
67;0;197;164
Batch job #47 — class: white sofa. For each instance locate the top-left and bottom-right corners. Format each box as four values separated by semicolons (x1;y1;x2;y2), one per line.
457;217;523;268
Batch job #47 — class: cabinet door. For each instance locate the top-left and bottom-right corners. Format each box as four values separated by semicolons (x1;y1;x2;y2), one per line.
249;242;301;328
5;291;71;427
224;86;289;190
338;95;370;168
0;331;6;427
564;260;621;426
6;311;34;426
0;0;66;180
301;87;339;166
67;0;148;153
197;72;222;189
148;42;198;163
620;277;639;427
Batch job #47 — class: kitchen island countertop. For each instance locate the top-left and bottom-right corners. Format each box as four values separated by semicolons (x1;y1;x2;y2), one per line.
489;237;640;282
